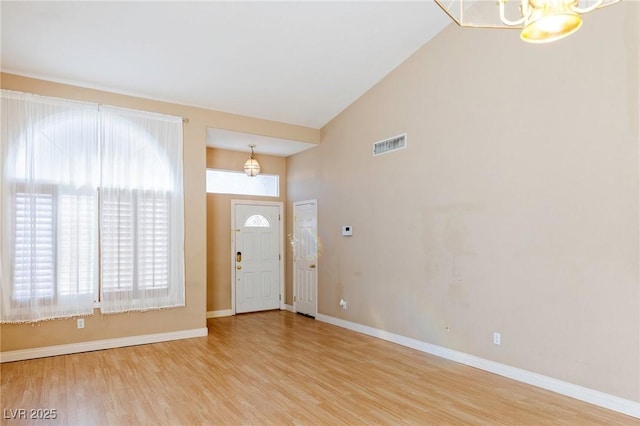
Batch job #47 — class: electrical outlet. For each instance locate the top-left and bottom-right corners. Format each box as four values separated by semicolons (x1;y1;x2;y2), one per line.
339;299;347;310
493;332;501;345
77;318;85;329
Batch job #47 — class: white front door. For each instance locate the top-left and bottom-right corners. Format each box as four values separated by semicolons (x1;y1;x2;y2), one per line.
234;203;281;314
293;200;317;317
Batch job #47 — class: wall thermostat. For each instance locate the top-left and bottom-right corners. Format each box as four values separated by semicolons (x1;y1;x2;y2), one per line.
341;225;353;236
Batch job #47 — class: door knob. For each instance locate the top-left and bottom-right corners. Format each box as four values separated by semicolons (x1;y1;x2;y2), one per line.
309;264;316;269
237;265;242;270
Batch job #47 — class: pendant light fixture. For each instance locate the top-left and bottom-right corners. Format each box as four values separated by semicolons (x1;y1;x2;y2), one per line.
434;0;620;44
244;144;261;177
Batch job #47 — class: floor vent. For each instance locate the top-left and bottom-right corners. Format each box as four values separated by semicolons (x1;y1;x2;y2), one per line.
373;133;407;156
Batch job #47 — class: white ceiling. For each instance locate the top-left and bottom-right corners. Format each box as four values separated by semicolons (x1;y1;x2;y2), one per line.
1;1;451;154
207;128;318;157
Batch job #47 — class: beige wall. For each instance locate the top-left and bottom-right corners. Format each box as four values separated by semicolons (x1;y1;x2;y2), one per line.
0;73;317;352
205;148;287;312
287;3;640;402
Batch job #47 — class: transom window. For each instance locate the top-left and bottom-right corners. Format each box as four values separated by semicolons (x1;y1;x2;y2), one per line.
206;169;279;197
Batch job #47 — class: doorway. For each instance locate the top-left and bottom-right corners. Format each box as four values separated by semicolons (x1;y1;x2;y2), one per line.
232;200;284;314
293;200;317;317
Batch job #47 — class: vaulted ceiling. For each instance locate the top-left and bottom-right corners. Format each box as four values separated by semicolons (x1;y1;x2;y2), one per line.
1;1;450;130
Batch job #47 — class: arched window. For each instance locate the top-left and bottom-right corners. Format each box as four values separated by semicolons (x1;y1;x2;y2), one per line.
245;214;270;227
0;91;184;323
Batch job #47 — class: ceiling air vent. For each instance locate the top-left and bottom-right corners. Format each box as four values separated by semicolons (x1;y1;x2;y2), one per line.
373;133;407;156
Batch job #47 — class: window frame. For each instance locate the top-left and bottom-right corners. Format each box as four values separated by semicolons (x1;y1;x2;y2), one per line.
206;168;279;197
100;188;172;299
10;183;100;311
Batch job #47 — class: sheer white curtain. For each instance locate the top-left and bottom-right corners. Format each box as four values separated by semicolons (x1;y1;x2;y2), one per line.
99;106;184;314
1;91;185;322
1;90;99;323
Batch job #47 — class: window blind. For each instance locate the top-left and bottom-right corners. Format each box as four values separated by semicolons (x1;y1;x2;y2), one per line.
14;192;56;300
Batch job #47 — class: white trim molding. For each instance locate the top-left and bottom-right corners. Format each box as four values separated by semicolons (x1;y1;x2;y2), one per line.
0;327;208;363
207;309;233;318
316;314;640;420
284;304;295;313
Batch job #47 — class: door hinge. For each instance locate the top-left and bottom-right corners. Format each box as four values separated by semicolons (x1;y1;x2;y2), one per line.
279;214;281;220
279;294;282;301
279;254;281;261
294;296;297;302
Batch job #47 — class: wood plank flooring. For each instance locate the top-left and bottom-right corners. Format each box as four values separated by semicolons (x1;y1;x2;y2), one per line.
1;311;637;425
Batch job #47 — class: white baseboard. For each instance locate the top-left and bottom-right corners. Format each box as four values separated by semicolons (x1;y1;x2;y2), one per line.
206;309;233;318
0;327;208;363
316;314;640;420
284;304;295;313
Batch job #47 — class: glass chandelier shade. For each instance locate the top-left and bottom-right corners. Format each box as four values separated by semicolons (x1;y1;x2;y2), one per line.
244;144;261;177
520;1;583;43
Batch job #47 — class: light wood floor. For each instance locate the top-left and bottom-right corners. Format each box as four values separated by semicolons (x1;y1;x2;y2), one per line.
1;311;637;425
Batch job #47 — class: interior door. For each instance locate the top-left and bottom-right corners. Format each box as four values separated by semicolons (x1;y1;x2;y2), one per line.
293;200;317;317
234;203;280;313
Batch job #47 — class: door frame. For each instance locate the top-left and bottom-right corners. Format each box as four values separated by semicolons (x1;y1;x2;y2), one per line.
230;199;285;315
292;199;318;316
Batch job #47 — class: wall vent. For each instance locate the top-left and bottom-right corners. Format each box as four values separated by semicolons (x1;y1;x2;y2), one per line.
373;133;407;156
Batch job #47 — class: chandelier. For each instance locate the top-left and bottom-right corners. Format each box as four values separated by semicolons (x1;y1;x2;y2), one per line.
434;0;621;43
244;144;261;177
